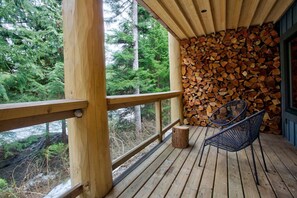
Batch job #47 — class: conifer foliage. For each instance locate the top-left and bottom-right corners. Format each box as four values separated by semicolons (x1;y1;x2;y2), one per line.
0;0;64;103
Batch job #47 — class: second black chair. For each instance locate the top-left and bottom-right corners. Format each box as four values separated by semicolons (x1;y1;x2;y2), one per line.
199;110;268;185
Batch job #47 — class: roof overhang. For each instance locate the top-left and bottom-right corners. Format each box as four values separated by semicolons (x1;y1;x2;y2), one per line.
138;0;295;40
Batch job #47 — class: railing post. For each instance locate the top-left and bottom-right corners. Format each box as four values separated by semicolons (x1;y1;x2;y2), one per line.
155;100;163;142
62;0;112;197
169;33;183;124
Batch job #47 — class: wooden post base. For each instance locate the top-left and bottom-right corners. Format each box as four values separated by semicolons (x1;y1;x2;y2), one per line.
172;126;189;148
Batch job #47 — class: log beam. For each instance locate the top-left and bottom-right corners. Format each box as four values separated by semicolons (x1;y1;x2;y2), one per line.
169;33;184;124
62;0;112;197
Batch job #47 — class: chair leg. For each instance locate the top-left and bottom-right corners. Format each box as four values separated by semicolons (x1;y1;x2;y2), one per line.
198;141;206;167
250;143;259;185
258;136;268;172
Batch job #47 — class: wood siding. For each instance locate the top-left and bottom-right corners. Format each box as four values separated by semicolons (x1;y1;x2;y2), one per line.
279;1;297;147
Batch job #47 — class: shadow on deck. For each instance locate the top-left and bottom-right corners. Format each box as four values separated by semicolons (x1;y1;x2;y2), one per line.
106;126;297;198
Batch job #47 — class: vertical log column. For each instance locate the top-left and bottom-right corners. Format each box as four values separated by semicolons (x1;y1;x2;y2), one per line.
169;33;183;124
62;1;112;197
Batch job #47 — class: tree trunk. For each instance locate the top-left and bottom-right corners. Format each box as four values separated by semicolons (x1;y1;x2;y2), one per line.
45;122;50;146
61;119;67;143
132;0;141;133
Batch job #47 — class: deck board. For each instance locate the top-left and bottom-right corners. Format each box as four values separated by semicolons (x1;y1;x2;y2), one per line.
105;126;297;198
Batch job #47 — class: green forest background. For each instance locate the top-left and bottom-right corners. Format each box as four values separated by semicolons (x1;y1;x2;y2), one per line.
0;0;170;103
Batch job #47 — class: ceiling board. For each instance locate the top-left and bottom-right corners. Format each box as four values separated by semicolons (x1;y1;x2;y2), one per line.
142;0;187;39
265;0;294;23
210;0;226;32
227;0;243;29
238;0;260;27
139;0;294;40
160;0;196;38
194;0;215;34
178;0;205;36
251;0;277;25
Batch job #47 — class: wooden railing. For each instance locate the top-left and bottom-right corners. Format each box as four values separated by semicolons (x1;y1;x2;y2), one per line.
0;99;88;132
0;91;182;196
106;91;182;170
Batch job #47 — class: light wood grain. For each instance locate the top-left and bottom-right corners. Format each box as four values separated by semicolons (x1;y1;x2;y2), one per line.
238;0;260;27
0;99;87;121
169;34;183;124
265;0;294;23
160;0;196;38
140;0;292;39
155;101;163;142
194;0;215;34
226;0;243;29
142;0;187;39
62;0;112;197
211;0;226;32
178;0;205;36
106;91;181;110
251;0;277;25
0;111;74;132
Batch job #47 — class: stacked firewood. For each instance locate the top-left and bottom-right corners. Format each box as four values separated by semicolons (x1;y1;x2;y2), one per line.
181;23;281;133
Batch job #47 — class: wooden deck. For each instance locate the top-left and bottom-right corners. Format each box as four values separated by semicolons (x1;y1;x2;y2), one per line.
106;126;297;198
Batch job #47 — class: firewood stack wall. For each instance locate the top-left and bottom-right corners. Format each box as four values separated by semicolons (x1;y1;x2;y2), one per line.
181;23;281;133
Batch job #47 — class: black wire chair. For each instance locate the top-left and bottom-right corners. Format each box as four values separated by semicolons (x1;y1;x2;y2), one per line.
199;110;268;185
209;100;248;128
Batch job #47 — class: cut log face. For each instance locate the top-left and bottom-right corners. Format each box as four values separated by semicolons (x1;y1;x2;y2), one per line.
181;23;281;134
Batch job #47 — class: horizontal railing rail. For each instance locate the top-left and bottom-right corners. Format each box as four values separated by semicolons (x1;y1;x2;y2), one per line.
59;183;84;198
107;91;182;170
106;90;181;110
0;99;88;132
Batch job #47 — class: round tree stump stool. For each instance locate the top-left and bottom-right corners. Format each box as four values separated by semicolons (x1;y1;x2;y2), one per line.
172;126;189;148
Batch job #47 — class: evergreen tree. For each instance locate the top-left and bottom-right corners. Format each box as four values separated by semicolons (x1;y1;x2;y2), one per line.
0;0;64;103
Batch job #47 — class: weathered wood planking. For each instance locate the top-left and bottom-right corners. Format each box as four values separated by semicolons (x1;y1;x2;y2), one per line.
105;127;297;198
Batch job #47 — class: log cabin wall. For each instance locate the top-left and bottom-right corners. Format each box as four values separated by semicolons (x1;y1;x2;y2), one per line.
279;1;297;147
181;23;281;133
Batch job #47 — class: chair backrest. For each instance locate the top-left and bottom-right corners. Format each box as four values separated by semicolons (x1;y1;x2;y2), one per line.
209;100;248;127
205;110;265;152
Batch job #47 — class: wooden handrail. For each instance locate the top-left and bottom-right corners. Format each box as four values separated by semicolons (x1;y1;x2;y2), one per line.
59;183;84;198
106;91;181;110
0;99;88;132
112;134;159;170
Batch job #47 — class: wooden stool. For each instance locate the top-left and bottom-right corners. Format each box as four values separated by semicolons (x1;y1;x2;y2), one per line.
172;126;189;148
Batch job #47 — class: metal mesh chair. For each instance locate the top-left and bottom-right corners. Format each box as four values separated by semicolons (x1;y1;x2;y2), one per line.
209;100;247;127
199;110;268;184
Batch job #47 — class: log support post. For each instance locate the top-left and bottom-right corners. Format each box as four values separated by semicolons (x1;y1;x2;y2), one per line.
62;1;112;197
169;33;183;125
155;101;162;142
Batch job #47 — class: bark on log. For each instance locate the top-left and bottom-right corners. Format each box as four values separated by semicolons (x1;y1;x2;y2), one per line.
172;126;189;148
